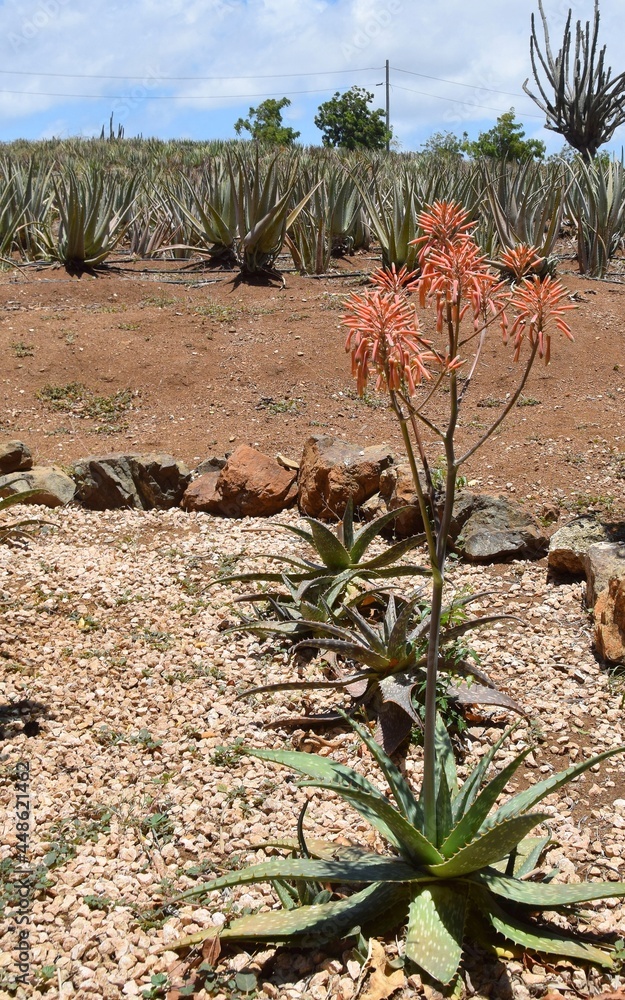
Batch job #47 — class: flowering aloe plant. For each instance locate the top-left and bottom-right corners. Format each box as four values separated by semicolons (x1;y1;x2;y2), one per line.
174;716;625;985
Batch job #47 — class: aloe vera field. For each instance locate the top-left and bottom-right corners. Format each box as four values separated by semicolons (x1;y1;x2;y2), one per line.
1;139;625;1000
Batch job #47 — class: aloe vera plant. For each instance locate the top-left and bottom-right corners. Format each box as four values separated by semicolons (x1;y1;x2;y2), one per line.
211;498;428;602
174;715;625;985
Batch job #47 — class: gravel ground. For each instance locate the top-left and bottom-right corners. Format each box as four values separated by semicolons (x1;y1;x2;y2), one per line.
1;503;624;1000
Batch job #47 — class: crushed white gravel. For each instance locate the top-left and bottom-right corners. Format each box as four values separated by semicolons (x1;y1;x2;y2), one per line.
0;504;624;999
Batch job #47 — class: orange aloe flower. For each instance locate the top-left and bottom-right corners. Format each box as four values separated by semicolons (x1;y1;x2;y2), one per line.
503;275;575;363
342;289;434;396
418;235;501;332
369;263;418;293
498;243;545;282
413;200;475;251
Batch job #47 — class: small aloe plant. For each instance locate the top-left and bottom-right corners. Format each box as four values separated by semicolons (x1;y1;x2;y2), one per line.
0;489;45;543
173;715;625;987
210;498;428;605
241;590;521;754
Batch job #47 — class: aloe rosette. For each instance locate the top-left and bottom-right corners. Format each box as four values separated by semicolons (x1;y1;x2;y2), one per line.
173;717;625;987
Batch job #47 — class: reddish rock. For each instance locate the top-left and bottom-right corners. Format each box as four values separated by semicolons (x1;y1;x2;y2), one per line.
0;439;33;475
181;471;221;513
298;435;394;520
595;578;625;664
379;463;425;537
189;445;298;518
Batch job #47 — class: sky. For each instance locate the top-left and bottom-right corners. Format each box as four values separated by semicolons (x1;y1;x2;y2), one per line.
0;0;623;154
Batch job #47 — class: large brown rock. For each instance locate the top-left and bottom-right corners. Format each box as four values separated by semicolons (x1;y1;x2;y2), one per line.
584;541;625;607
180;471;221;513
0;440;33;475
192;445;298;518
595;578;625;664
378;463;426;537
298;435;394;519
0;466;75;508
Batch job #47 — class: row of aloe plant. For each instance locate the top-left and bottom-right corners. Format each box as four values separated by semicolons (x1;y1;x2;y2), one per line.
168;209;625;990
0;146;622;275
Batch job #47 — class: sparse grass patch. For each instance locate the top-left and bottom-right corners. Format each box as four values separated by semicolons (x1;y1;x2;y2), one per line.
256;395;302;415
11;340;34;357
36;382;135;429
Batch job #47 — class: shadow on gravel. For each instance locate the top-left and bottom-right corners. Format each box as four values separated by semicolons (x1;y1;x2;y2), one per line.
0;698;49;740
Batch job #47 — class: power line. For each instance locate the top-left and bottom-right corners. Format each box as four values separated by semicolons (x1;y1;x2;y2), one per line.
392;84;544;119
0;86;349;100
392;66;527;100
0;66;381;82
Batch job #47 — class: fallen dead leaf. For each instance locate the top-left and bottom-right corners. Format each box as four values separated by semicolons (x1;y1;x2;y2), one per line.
356;939;405;1000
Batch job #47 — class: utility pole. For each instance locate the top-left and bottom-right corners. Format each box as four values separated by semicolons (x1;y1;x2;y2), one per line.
385;59;390;151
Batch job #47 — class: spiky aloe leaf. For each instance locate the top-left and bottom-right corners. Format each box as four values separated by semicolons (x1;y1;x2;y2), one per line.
339;711;424;829
378;674;420;723
485;744;625;831
451;723;523;823
239;672;375;699
475;891;616;968
294;638;391;671
446;682;525;716
172;881;409;949
348;506;419;563
358;533;428;571
435;768;453;847
387;594;426;662
297;780;444;867
305;518;351;570
260;837;371;861
440;749;533;859
172;854;426;903
471;869;625;908
435;712;458;799
513;834;551;877
426;814;550;878
405;883;468;985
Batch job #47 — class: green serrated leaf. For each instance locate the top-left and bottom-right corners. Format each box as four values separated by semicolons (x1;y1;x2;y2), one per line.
306;518;351;570
349;506;419;563
472;869;625;908
426;814;550;878
486;744;625;830
477;891;615;968
405;883;467;985
452;722;522;822
441;749;532;859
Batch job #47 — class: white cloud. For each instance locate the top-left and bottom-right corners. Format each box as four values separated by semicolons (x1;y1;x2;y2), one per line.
0;0;621;149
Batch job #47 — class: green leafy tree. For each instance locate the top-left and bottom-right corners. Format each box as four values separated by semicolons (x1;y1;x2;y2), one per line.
463;110;546;161
234;97;300;145
314;87;391;150
421;131;464;160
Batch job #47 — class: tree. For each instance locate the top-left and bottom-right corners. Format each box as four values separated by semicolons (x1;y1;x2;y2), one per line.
462;110;546;161
420;131;464;160
523;0;625;161
314;87;391;150
234;97;300;145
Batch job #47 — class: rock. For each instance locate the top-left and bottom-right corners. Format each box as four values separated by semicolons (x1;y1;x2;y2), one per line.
195;445;298;518
298;435;394;520
378;463;426;537
548;516;625;575
584;541;625;607
193;456;227;477
0;466;75;508
594;578;625;664
452;492;548;563
181;471;221;513
0;440;33;475
72;454;191;511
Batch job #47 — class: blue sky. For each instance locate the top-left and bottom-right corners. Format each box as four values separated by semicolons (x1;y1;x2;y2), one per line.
0;0;623;154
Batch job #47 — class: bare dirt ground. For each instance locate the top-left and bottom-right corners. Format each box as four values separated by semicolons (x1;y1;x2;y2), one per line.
1;253;625;517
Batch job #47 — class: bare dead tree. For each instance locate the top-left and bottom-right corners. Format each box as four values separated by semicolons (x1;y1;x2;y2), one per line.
523;0;625;160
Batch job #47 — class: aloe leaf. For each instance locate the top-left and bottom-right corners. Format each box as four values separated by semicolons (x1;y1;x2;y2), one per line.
207;567;317;588
387;595;426;661
379;674;420;724
338;711;424;829
359;533;427;570
452;723;522;822
248;748;406;850
298;780;444;866
271;879;298;910
405;883;467;985
0;488;42;508
349;506;419;563
435;712;458;799
238;673;375;699
261;837;372;861
426;814;550;878
477;892;615;968
341;497;355;552
172;854;427;903
441;749;533;859
304;518;351;570
172;881;409;949
486;744;625;830
294;638;390;671
342;603;388;654
435;768;453;848
513;834;551;877
472;868;625;908
446;682;525;716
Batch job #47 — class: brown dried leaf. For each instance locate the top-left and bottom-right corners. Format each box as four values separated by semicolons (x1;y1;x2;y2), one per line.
357;939;405;1000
